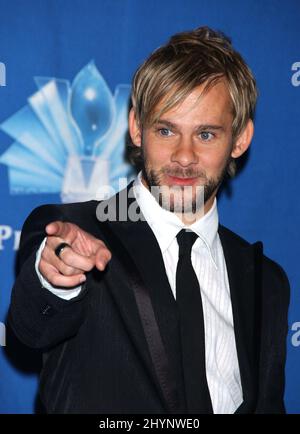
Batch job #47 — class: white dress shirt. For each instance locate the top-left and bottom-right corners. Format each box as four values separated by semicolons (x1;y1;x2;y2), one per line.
35;173;243;413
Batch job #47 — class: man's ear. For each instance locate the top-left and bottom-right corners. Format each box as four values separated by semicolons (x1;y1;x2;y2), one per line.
128;108;142;147
231;119;254;159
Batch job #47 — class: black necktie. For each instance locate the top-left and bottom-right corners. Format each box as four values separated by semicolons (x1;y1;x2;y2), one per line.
176;229;213;414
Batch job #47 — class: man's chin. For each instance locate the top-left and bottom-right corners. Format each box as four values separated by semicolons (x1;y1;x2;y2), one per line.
158;192;205;214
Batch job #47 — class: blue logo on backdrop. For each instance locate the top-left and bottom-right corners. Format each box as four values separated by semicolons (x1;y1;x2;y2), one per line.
0;61;134;202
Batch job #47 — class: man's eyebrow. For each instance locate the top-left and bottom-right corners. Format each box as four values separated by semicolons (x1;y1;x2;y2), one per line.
154;119;177;129
154;119;225;131
196;124;225;132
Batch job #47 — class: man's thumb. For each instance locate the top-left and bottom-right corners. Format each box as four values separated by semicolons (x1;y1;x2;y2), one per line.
45;221;63;236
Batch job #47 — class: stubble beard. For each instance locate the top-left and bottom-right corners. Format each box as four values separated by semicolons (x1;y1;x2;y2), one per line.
141;154;231;215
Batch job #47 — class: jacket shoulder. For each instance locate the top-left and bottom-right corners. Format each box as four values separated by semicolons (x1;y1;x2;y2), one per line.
219;224;290;294
23;200;99;225
22;200;100;234
218;224;252;248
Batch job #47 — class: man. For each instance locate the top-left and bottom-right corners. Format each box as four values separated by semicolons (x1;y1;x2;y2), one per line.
8;26;289;414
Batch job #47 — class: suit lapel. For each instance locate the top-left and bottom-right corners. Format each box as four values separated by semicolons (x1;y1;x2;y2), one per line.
219;225;262;413
95;186;185;413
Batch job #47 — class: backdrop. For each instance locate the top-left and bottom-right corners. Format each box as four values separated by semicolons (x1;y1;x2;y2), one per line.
0;0;299;414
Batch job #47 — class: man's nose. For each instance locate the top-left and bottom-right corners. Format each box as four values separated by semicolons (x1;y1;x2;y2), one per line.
170;136;199;167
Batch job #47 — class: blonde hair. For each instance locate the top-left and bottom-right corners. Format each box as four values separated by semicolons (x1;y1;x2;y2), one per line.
129;26;258;177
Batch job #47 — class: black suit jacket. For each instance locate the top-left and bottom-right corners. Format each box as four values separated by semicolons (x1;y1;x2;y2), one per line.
8;185;290;414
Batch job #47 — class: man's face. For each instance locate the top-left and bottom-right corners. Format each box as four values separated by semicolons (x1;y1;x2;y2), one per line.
130;80;252;221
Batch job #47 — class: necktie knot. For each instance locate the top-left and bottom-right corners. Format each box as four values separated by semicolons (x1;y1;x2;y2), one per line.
176;229;198;257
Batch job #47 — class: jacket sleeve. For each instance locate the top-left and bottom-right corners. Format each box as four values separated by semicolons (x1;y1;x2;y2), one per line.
256;258;290;414
7;204;90;350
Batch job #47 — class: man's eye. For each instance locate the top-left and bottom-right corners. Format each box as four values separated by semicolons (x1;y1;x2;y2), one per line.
200;131;214;141
158;128;172;136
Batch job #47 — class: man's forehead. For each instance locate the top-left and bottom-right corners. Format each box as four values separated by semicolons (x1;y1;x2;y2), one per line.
149;81;232;124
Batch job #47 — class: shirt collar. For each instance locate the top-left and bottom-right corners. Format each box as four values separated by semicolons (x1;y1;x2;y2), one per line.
133;172;219;268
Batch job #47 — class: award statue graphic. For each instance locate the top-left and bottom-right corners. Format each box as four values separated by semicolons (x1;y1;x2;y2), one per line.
0;61;134;202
